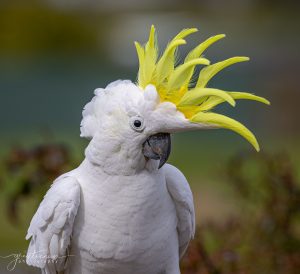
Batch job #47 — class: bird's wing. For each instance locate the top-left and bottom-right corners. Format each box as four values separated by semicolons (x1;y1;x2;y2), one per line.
164;164;195;258
26;174;81;274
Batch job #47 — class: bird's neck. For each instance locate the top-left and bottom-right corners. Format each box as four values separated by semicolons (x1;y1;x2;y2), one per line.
84;134;147;176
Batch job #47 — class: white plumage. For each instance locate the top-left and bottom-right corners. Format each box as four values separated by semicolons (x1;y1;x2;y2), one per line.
26;81;196;274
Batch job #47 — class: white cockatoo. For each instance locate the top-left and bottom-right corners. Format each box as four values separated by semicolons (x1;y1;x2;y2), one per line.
26;26;269;274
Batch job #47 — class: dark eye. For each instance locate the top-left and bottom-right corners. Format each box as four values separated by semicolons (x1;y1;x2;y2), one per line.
134;120;142;128
130;116;145;132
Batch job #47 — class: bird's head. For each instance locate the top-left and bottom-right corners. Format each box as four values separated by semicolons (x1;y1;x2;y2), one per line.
80;26;269;174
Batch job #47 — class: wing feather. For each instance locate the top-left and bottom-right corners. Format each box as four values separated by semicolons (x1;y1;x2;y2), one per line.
164;164;195;258
26;174;80;273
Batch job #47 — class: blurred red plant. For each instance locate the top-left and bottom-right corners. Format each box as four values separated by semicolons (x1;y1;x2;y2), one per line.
0;144;73;223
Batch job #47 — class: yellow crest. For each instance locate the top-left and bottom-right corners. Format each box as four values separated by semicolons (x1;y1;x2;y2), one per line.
135;25;270;151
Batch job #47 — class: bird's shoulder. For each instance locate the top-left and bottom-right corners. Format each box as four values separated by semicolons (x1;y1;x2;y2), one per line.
163;164;193;205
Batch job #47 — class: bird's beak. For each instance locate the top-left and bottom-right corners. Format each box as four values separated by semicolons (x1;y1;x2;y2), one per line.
143;133;171;169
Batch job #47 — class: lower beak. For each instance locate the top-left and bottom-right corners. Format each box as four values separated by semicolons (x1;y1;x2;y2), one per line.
142;133;171;169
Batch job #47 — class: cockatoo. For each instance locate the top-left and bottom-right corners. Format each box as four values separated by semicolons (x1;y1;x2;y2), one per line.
26;26;269;274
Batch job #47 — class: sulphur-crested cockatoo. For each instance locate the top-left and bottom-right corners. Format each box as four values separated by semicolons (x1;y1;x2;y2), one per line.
26;26;269;274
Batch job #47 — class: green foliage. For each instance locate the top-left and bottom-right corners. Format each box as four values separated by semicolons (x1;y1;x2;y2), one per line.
181;151;300;274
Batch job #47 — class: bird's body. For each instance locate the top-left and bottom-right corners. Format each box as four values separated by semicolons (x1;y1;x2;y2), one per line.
26;156;193;274
26;26;269;274
67;160;186;274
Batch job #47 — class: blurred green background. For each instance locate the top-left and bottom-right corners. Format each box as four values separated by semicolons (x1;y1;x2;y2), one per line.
0;0;299;273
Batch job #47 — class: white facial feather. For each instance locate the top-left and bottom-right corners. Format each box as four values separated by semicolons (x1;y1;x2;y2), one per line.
80;80;160;139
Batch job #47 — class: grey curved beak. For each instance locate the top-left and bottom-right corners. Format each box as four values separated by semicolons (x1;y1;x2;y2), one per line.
143;133;171;169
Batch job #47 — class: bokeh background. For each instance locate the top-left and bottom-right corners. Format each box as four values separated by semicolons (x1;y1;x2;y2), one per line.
0;0;299;273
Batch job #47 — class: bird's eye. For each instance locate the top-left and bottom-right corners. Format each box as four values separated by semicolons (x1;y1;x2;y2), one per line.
130;116;145;132
134;120;142;127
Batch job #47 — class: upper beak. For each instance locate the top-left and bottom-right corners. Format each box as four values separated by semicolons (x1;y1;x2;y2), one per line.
142;133;171;169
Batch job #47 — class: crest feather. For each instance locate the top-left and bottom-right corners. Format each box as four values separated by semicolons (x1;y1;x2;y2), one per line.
185;34;225;62
196;57;249;88
173;28;198;40
191;112;260;151
134;41;145;86
198;92;270;111
155;39;186;86
143;25;158;85
134;26;269;151
178;88;235;107
167;58;210;91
